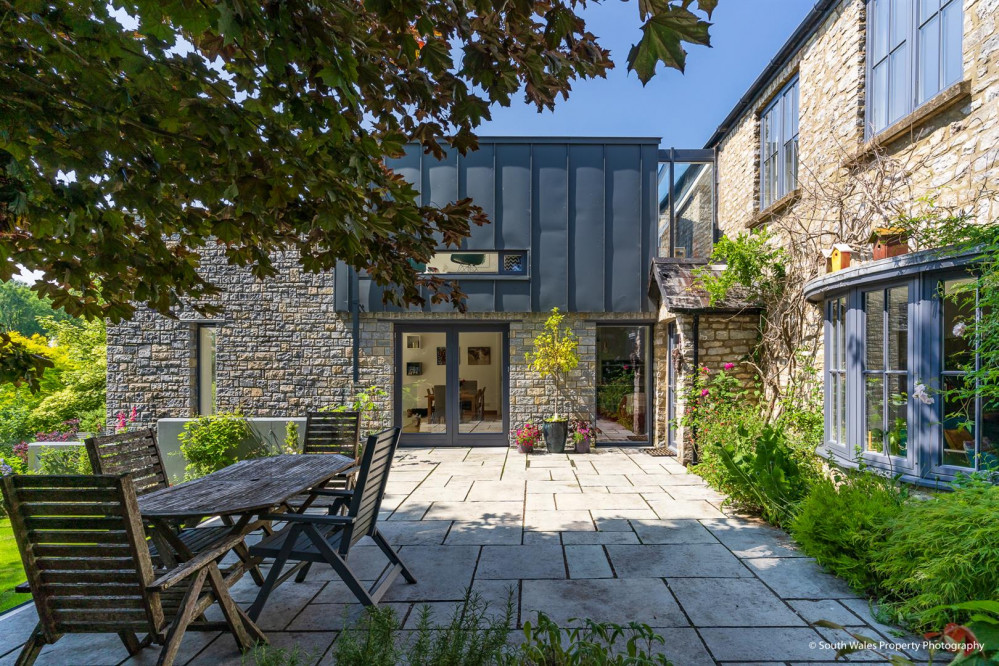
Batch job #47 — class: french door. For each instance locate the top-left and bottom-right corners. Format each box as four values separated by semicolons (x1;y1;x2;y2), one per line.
395;324;509;446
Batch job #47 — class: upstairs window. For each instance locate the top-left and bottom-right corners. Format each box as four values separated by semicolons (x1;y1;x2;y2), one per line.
759;77;799;210
867;0;963;135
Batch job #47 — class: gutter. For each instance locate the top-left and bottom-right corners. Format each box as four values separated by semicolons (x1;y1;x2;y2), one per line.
703;0;841;149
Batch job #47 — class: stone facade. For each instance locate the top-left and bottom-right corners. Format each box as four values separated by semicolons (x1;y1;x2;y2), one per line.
107;249;653;444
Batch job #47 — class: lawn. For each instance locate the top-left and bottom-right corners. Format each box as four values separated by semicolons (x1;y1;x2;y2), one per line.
0;518;29;613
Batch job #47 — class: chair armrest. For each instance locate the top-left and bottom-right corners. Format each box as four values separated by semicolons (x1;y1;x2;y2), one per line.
148;531;247;592
14;581;30;594
334;466;359;478
259;513;354;526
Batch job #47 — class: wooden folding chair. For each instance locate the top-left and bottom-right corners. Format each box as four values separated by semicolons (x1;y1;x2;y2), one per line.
1;474;266;666
247;427;415;618
85;429;265;585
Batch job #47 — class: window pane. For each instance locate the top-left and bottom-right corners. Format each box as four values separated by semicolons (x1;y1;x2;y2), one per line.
838;374;847;445
197;326;217;416
918;15;941;103
887;374;908;457
401;331;447;434
872;0;890;62
943;279;975;370
887;286;908;370
919;0;939;25
866;375;885;453
983;394;999;470
871;61;889;132
890;0;909;49
458;331;504;434
941;0;962;85
597;326;650;441
865;290;885;370
888;44;909;125
790;81;799;135
942;374;975;467
837;297;847;370
784;137;798;193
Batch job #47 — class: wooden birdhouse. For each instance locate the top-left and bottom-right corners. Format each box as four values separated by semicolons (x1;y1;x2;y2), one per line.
870;227;909;260
822;244;852;273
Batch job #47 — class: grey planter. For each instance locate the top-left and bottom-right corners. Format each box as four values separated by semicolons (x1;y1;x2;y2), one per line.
543;420;568;453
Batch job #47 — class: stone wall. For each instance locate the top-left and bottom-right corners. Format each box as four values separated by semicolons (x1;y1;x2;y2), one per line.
108;251;654;445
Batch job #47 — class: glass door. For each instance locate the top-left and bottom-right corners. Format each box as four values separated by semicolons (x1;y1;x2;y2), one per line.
397;325;508;446
596;325;651;443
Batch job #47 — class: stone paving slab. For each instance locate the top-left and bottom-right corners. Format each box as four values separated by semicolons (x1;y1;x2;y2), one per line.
0;446;925;666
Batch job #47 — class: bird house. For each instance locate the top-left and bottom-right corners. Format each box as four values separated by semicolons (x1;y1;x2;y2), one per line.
822;244;852;273
869;228;909;260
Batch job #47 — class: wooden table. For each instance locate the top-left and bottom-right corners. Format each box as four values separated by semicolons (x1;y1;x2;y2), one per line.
138;454;354;579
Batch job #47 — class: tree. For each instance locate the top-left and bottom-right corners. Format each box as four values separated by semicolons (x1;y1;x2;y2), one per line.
0;279;72;337
526;307;580;421
1;0;714;322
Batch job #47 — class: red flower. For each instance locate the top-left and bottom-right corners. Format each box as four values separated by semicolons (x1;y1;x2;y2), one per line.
724;362;735;370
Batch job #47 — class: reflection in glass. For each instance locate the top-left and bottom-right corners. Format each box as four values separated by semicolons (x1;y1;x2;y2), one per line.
887;375;908;457
596;327;649;442
197;326;217;416
866;376;885;453
401;332;447;434
657;161;714;259
458;331;504;434
865;290;885;370
943;279;974;370
887;286;908;370
942;374;975;468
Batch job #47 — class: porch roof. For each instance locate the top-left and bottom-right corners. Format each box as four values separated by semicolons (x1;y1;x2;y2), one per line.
649;259;762;314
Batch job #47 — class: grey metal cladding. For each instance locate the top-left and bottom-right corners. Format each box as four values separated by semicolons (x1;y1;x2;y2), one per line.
347;138;658;313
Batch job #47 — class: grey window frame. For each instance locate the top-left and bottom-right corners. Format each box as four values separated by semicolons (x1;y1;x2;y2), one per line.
759;76;799;210
865;0;963;137
825;296;849;450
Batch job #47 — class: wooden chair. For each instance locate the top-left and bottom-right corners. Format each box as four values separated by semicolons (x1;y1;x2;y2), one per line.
0;474;266;666
431;385;446;424
287;412;361;513
247;427;415;618
84;429;265;585
475;387;486;421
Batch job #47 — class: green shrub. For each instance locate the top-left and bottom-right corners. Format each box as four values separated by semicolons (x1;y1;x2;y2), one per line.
178;412;259;480
710;425;812;528
511;613;673;665
872;486;999;631
791;471;908;594
282;421;300;454
37;445;92;475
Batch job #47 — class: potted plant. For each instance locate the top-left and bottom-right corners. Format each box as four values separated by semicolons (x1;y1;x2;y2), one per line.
526;307;580;453
570;420;595;453
514;422;542;454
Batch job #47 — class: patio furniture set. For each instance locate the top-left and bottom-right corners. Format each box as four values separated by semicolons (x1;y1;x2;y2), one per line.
0;412;413;666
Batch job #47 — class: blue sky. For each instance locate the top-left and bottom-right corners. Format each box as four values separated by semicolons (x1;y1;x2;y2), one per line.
477;0;816;148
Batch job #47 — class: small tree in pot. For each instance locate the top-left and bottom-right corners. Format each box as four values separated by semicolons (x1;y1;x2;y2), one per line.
526;308;579;453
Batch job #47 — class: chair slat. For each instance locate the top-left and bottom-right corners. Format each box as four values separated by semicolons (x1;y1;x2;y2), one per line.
85;429;169;496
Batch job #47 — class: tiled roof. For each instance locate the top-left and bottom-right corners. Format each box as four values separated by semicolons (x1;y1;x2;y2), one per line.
649;259;762;313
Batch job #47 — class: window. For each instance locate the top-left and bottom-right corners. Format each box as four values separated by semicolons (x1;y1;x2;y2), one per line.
197;325;217;416
867;0;963;135
827;297;848;446
759;77;799;209
863;286;909;457
939;280;999;469
418;251;527;276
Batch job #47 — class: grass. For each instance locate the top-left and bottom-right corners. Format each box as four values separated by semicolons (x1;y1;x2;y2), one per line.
0;518;29;613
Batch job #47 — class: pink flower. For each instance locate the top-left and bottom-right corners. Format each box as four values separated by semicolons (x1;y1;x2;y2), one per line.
724;362;735;371
701;388;710;397
129;406;138;422
700;366;710;374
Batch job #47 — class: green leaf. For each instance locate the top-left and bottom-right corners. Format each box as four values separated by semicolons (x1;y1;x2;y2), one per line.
628;5;712;82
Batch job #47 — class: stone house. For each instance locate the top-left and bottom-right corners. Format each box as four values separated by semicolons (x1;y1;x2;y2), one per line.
109;0;999;485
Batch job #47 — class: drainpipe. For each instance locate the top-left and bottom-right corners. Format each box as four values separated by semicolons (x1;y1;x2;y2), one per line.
350;268;360;383
690;313;700;464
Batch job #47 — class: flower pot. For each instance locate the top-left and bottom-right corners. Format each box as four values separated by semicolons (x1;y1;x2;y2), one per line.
517;442;534;454
543;420;568;454
574;436;591;454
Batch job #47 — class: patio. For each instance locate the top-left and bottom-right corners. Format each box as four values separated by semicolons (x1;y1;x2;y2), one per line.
0;447;929;665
